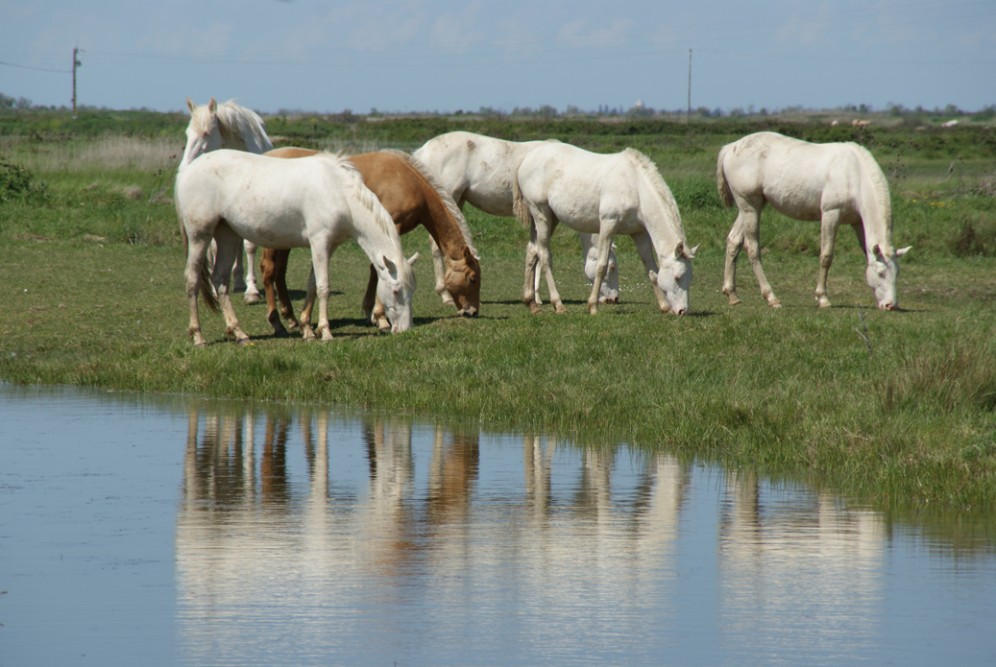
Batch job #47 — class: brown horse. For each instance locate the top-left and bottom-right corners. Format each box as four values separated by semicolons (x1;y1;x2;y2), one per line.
261;148;481;334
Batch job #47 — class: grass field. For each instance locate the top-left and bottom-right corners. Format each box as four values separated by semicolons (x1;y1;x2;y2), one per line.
1;111;994;518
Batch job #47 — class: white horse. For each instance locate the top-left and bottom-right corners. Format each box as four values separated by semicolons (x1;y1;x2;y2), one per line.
179;97;274;304
175;150;416;346
717;131;911;310
413;131;621;304
513;142;696;315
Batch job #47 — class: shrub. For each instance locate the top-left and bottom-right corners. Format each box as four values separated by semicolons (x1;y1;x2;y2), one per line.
0;157;48;203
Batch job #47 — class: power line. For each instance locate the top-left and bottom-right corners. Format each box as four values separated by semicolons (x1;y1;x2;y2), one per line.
0;59;70;74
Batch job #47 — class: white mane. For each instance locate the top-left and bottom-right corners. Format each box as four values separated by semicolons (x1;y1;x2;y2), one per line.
324;152;416;289
847;143;894;253
208;100;273;153
624;148;686;243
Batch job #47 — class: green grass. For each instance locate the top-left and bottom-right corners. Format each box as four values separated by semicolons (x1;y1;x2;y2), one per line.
1;113;994;517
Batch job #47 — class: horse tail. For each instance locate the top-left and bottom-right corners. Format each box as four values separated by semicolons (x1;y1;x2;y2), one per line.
512;168;532;229
716;144;736;208
199;258;220;313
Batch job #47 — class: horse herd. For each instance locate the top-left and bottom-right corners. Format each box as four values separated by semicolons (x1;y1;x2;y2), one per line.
175;98;910;346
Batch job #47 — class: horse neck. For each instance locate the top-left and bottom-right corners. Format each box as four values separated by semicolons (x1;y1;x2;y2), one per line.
347;183;408;277
630;152;686;257
415;169;476;262
852;148;894;255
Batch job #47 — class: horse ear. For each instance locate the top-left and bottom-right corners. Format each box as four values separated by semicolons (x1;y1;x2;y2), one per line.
208;97;217;113
187;98;195;114
684;244;700;259
407;252;420;265
382;255;399;278
648;269;659;283
896;245;912;257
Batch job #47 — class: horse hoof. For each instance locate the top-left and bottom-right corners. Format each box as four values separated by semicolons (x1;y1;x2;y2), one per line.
244;292;261;305
770;300;783;309
528;302;542;315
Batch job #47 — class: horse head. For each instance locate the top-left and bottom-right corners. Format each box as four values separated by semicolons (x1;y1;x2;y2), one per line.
444;247;481;318
376;253;419;333
583;240;620;304
867;244;911;310
650;242;697;316
179;97;222;170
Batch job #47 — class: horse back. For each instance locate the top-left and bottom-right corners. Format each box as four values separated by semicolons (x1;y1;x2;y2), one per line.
722;132;863;220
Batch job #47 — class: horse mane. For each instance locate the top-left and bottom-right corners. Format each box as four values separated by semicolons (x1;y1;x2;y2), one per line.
323;152;416;287
847;143;894;251
214;100;274;153
624;148;686;241
387;149;479;257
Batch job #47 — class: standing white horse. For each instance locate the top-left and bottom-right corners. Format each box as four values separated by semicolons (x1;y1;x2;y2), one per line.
717;131;910;310
513;142;696;315
179;97;274;304
414;131;621;303
175;150;416;346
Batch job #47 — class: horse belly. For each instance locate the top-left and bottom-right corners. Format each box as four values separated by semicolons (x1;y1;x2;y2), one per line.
546;190;601;232
761;169;825;221
225;201;310;249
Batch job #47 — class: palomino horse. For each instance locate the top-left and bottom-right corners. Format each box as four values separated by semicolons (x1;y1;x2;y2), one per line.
513;142;696;315
414;131;621;303
261;147;480;334
175;149;416;346
180;97;274;304
717;131;911;309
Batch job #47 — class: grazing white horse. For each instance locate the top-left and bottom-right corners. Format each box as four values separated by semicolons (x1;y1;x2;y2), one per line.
717;131;910;310
513;142;696;315
414;131;621;303
180;97;274;304
175;150;416;346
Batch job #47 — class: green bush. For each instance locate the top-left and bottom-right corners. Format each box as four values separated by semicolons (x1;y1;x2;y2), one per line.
0;157;48;203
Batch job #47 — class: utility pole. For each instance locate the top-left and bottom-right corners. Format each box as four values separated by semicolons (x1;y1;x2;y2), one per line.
686;48;692;123
72;46;82;118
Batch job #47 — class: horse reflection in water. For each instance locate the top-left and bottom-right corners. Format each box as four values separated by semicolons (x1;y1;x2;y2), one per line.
718;470;886;663
175;405;700;665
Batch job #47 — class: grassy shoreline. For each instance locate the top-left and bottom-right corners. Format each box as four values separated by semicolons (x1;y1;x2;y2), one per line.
1;114;994;512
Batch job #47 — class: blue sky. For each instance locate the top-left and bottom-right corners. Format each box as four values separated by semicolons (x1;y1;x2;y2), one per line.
2;0;994;114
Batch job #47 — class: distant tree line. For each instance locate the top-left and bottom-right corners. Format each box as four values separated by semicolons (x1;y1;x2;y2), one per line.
3;91;994;122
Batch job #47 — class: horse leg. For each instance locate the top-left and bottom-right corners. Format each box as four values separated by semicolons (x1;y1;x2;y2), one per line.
261;248;289;337
429;236;455;306
722;214;746;306
522;228;541;313
242;240;261;304
363;264;391;332
309;244;334;341
581;232;620;304
536;216;565;314
586;229;617;315
633;230;670;313
212;228;251;344
740;207;780;308
185;236;213;347
815;210;842;308
273;249;300;330
299;267;318;341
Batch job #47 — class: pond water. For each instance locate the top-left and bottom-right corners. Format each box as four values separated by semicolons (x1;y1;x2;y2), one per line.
1;383;994;667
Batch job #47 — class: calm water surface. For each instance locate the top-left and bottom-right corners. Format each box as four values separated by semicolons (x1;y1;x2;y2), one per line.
1;383;994;667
